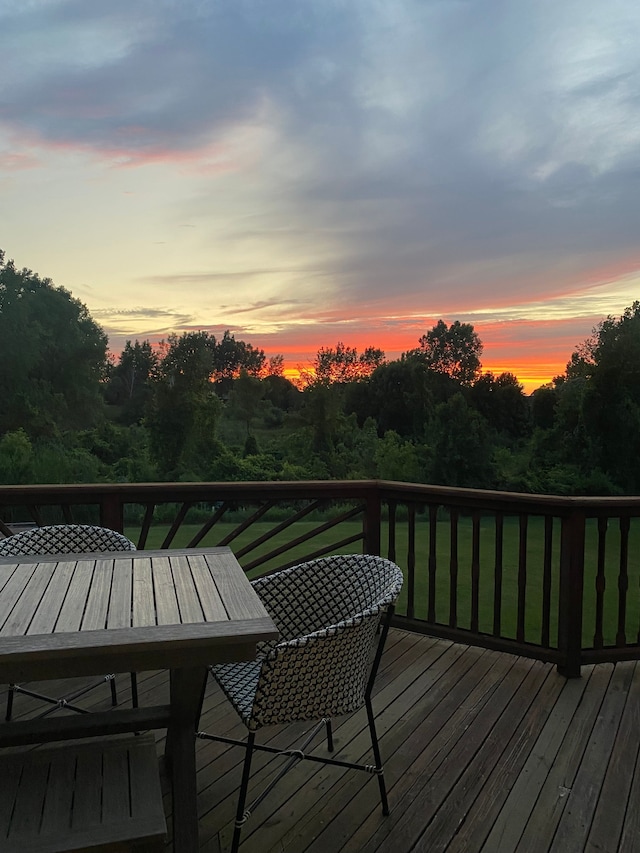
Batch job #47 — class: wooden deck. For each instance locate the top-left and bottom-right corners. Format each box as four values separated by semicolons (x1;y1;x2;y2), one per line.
3;629;640;852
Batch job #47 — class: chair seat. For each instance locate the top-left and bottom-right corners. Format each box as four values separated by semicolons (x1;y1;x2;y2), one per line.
212;659;263;725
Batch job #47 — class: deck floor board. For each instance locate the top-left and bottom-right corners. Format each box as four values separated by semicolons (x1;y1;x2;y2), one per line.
3;630;640;852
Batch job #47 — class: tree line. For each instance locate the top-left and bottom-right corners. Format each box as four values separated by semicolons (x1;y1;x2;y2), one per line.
1;249;638;495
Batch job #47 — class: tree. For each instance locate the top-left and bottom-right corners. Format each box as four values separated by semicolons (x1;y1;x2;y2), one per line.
146;331;220;474
429;394;494;488
263;354;285;377
561;303;640;491
106;340;159;423
301;383;345;453
311;342;385;385
228;370;265;437
212;330;266;385
470;372;530;439
408;320;482;385
531;385;558;430
146;379;221;475
568;302;640;393
158;331;217;389
373;431;424;482
356;358;434;439
0;250;109;436
262;374;301;413
0;429;33;483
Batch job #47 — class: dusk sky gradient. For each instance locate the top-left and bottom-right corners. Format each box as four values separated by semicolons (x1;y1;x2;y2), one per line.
2;0;640;392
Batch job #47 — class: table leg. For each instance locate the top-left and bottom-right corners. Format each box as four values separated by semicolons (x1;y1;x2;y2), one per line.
166;667;208;853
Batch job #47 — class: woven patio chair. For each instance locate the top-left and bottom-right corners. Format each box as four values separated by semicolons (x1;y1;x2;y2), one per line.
197;553;404;852
0;524;138;721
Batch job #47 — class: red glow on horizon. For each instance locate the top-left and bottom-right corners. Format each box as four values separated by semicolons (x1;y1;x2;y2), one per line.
108;313;598;396
266;319;580;393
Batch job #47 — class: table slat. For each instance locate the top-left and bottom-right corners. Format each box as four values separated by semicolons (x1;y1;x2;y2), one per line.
133;556;156;627
55;562;94;633
39;749;76;835
188;554;228;622
102;743;131;822
172;555;204;624
28;560;76;635
205;550;267;620
106;557;133;630
0;562;57;637
72;747;103;830
81;559;113;631
151;555;181;626
0;563;38;629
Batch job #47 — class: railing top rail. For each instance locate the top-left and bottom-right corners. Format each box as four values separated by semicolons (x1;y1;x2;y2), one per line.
376;481;640;515
0;480;381;504
0;479;639;517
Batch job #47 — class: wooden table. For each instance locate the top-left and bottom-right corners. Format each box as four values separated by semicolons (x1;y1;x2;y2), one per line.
0;547;278;852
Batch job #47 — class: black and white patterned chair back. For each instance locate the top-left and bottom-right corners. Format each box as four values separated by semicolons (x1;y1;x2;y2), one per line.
0;524;136;556
214;554;403;731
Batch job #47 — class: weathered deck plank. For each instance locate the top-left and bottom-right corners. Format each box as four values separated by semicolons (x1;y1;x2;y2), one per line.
3;630;640;852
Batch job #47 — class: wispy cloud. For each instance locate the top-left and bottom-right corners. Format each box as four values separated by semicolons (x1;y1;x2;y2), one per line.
2;0;639;391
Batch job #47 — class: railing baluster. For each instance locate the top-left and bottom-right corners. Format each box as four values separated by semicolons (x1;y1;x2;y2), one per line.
428;504;438;623
616;516;630;647
449;509;459;628
516;515;528;643
471;512;480;633
493;513;503;637
407;504;416;620
364;487;381;556
138;503;156;549
233;501;323;558
541;516;553;648
593;517;608;649
242;505;364;572
29;505;44;526
99;495;122;532
218;502;273;547
187;502;231;548
387;501;397;563
161;502;192;549
558;510;585;678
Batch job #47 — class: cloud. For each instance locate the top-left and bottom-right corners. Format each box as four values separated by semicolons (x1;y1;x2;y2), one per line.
2;0;640;393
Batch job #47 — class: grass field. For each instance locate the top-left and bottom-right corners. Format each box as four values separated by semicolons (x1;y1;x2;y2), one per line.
127;515;640;651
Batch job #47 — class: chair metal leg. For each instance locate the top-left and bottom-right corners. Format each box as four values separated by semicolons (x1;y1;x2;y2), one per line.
5;684;15;721
366;696;389;816
325;718;334;752
6;674;125;721
231;733;255;853
199;708;390;843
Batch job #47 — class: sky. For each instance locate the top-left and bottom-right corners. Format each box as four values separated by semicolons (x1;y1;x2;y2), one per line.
2;0;640;393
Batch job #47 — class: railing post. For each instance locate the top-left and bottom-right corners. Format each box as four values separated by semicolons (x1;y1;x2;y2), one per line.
100;493;125;534
557;510;586;678
364;487;382;557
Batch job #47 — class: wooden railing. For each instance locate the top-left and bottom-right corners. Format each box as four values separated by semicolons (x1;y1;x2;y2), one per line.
1;480;640;677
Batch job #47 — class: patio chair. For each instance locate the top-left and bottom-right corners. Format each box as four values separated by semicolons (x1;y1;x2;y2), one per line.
197;553;403;853
0;524;138;721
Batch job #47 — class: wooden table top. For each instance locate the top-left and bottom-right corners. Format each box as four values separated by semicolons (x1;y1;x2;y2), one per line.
0;547;278;682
